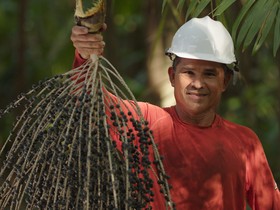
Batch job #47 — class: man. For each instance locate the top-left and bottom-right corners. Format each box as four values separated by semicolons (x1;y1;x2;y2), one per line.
71;16;280;209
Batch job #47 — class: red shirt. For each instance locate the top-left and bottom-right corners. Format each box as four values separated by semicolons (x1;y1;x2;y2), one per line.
143;104;280;210
73;52;280;210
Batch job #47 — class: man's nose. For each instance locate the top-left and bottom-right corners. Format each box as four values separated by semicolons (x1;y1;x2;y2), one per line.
191;76;205;89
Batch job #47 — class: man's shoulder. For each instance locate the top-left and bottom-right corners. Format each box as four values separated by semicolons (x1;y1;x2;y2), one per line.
137;103;175;130
220;116;259;140
137;102;172;116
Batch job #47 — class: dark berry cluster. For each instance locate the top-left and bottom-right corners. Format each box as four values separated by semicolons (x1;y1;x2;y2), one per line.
0;57;175;209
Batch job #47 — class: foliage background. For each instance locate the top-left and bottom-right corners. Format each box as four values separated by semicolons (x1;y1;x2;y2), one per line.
0;0;279;198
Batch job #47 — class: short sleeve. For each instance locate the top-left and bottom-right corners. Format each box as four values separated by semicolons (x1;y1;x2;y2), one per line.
246;132;280;209
72;49;87;68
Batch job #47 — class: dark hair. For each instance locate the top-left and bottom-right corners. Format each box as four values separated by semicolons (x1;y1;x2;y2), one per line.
223;64;234;76
172;56;181;70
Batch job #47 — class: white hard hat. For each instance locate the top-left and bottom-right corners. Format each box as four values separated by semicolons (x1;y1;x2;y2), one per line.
166;16;236;64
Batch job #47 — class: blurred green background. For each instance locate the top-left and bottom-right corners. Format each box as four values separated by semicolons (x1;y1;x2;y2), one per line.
0;0;279;192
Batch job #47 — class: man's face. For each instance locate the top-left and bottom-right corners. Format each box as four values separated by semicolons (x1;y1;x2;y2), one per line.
168;58;229;120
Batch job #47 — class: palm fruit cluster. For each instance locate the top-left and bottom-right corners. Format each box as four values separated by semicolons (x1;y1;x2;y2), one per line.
0;0;175;209
0;57;175;209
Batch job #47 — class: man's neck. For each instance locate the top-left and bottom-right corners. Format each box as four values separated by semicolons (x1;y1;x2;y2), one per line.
175;106;216;127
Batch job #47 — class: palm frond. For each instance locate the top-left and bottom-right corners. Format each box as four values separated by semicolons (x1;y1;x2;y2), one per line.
192;0;211;17
212;0;236;17
231;0;255;43
253;5;278;53
162;0;280;56
273;9;280;56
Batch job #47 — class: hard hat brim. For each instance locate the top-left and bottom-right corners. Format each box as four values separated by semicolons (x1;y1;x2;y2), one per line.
167;51;236;65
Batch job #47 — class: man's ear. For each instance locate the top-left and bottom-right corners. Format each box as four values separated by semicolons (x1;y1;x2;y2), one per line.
168;67;175;87
223;71;232;91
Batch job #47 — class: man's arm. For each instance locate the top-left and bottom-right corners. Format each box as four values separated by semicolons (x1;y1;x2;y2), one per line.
246;135;280;209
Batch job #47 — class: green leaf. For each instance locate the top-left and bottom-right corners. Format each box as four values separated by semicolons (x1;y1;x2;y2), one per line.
192;0;211;17
232;0;255;43
185;0;198;21
253;5;277;54
236;0;268;50
273;8;280;56
213;0;236;17
161;0;182;24
177;0;186;13
243;0;274;50
162;0;168;13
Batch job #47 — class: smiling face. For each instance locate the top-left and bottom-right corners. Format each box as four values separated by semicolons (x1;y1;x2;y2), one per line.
168;57;231;126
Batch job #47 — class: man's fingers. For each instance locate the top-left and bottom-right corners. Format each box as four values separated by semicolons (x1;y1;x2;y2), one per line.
100;23;107;32
73;40;105;49
71;33;103;43
72;25;88;35
71;25;106;59
78;48;104;59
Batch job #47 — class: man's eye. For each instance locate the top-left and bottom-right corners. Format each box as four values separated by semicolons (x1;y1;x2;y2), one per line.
183;70;194;75
205;71;217;77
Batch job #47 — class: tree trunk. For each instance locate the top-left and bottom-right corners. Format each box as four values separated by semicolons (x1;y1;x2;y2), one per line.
274;51;280;178
16;0;28;96
144;0;175;107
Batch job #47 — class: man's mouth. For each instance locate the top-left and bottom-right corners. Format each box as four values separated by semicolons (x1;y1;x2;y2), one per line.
187;92;208;97
186;92;208;101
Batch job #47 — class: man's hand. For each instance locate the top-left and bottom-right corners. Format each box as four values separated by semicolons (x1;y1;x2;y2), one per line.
71;25;106;59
